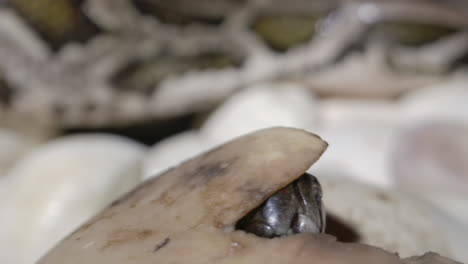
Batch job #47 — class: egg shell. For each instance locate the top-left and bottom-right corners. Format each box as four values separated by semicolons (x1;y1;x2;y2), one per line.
0;134;146;264
37;127;458;264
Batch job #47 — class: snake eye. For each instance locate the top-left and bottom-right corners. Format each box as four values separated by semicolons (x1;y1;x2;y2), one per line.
370;21;459;47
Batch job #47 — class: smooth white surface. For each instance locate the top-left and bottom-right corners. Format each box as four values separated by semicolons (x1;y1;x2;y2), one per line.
143;131;213;179
313;121;397;187
0;134;146;264
400;77;468;125
202;82;318;145
320;176;465;261
0;128;36;176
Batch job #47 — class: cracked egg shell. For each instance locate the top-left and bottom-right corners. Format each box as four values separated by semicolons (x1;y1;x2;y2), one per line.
37;127;431;264
38;127;329;264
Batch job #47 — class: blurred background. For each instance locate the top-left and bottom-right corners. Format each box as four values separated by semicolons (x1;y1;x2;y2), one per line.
0;0;467;263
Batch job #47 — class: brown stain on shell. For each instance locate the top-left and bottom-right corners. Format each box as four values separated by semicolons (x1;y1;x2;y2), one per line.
183;156;239;188
37;128;335;264
101;229;155;250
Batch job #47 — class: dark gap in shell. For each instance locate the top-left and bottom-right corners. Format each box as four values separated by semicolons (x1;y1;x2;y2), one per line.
325;213;360;242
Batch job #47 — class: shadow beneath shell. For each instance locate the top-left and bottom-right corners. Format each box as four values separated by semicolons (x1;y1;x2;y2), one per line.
325;213;360;242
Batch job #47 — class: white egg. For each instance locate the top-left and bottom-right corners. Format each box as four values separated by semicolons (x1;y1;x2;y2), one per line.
400;77;468;125
143;131;213;180
318;98;400;126
390;121;468;228
313;121;397;187
319;176;468;262
0;128;37;176
0;134;146;264
201;82;318;145
312;98;402;187
391;121;468;193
